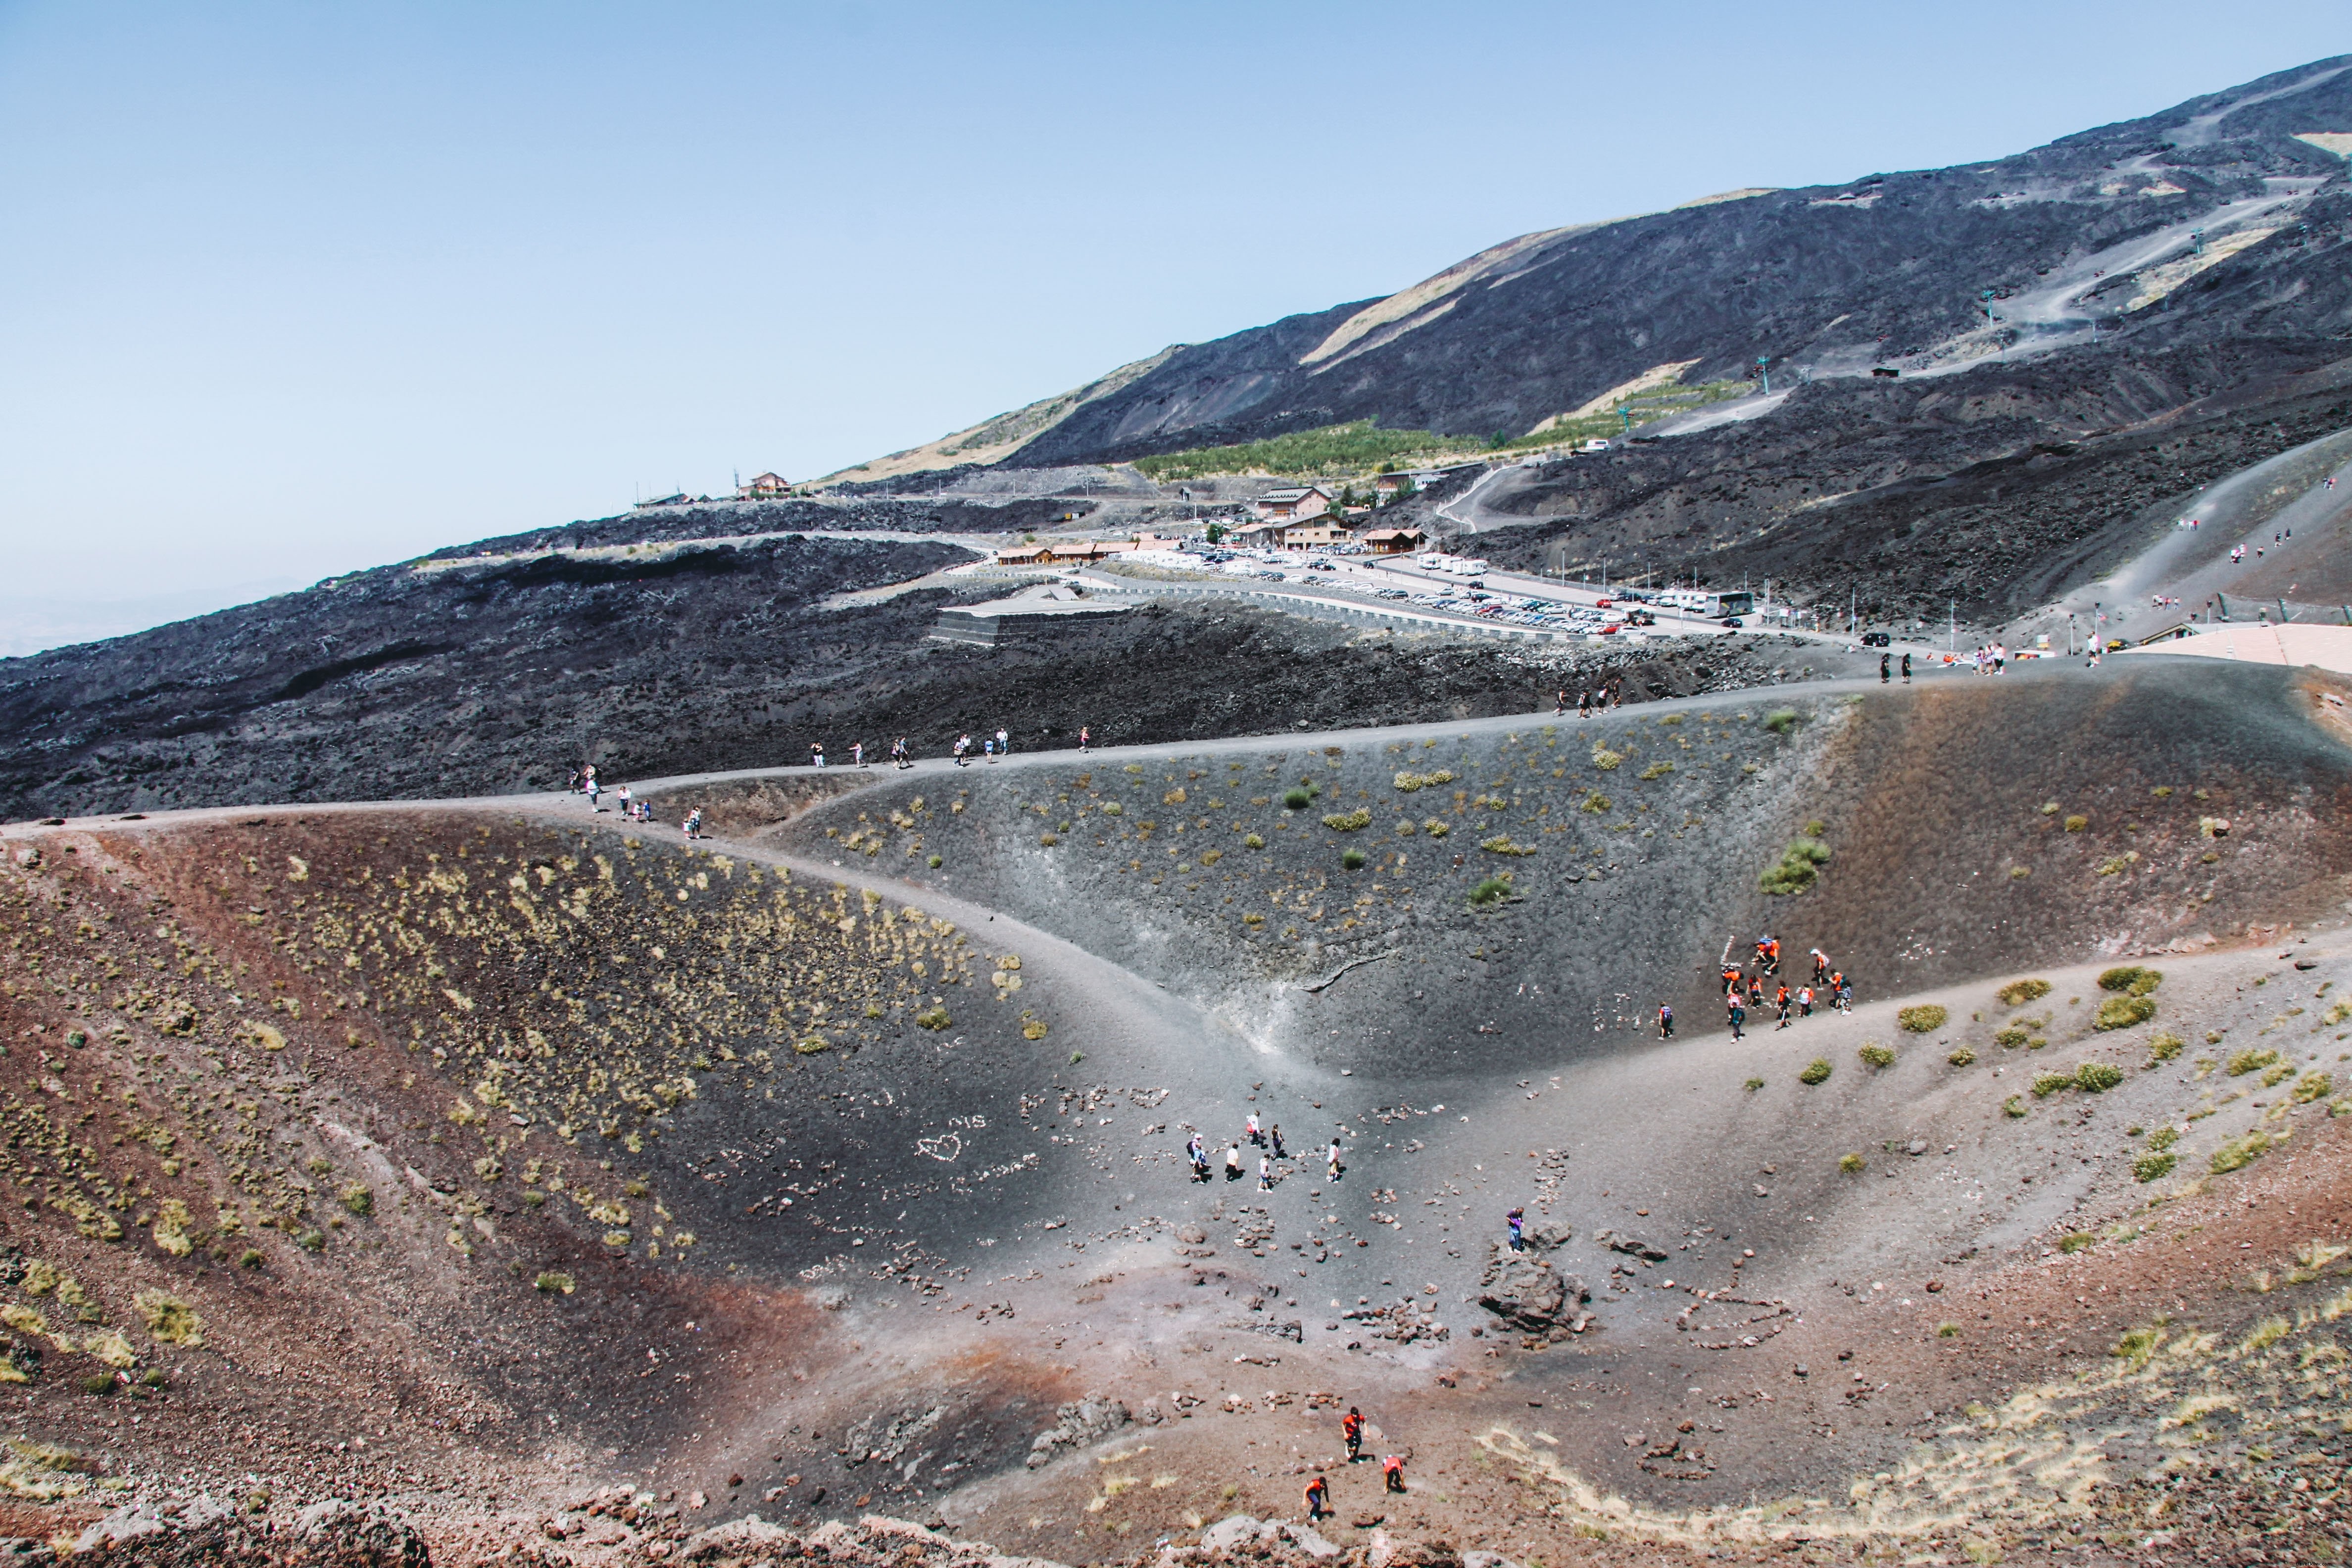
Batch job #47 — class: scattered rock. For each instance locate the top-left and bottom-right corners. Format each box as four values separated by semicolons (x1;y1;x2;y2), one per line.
1592;1228;1668;1262
1026;1393;1131;1468
1200;1515;1263;1551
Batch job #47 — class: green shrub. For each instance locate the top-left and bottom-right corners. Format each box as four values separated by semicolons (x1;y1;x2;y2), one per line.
2074;1062;2124;1092
1897;1005;1947;1033
1591;747;1623;771
2133;1152;2178;1183
1760;837;1831;896
2146;1126;2179;1152
1996;979;2052;1008
2261;1063;2297;1088
2064;815;2088;832
338;1183;373;1218
2292;1072;2334;1104
1244;833;1264;849
293;1229;325;1254
535;1272;576;1295
1283;786;1316;810
915;1007;952;1030
1579;791;1611;814
2147;1031;2184;1064
2098;966;2160;994
927;854;943;868
1994;1027;2030;1048
2209;1131;2271;1174
1638;761;1674;781
1467;877;1515;907
1937;1322;1961;1338
1340;848;1367;870
2002;1096;2028;1119
1947;1047;1976;1067
1838;1153;1865;1174
1321;808;1370;831
1479;835;1537;856
2113;1326;2164;1367
1799;1058;1832;1085
1101;801;1123;816
1763;709;1801;734
1858;1043;1895;1069
2225;1047;2279;1077
81;1374;114;1396
1743;1078;1764;1091
2095;995;2156;1031
2031;1072;2073;1099
1423;820;1449;838
2058;1233;2095;1255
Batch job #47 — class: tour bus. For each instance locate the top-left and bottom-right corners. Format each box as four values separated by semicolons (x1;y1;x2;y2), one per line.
1659;588;1755;618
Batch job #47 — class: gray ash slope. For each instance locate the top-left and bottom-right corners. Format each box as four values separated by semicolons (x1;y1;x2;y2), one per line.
772;660;2352;1079
989;58;2352;466
0;529;1788;822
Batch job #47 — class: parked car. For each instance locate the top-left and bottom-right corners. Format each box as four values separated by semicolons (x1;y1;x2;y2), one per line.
1860;631;1892;647
1720;616;1746;629
1626;609;1656;627
1594;597;1614;608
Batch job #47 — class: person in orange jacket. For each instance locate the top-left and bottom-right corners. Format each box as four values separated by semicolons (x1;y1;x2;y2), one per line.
1382;1454;1406;1493
1304;1474;1329;1520
1342;1407;1366;1462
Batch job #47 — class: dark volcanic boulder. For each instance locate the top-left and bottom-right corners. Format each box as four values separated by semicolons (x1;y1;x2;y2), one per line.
1476;1242;1592;1333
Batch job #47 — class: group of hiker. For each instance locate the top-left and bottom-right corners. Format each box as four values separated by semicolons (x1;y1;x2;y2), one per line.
805;738;917;770
950;729;1014;766
1186;1117;1344;1190
1554;685;1622;718
1657;938;1852;1041
1302;1408;1408;1521
565;766;699;837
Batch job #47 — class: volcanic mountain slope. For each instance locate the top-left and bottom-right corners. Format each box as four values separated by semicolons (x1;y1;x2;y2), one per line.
4;660;2346;1562
0;523;1808;825
858;57;2352;472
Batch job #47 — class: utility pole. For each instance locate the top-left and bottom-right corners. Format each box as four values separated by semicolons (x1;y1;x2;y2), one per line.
1949;601;1956;654
1756;356;1771;395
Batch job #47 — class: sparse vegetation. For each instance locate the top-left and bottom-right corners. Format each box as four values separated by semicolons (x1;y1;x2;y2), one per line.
2003;1096;2028;1119
535;1272;576;1295
1638;761;1674;780
1321;808;1370;832
1284;788;1316;810
1997;978;2052;1007
2031;1071;2073;1098
2226;1047;2281;1077
2133;1152;2178;1183
1948;1047;1976;1067
1897;1005;1948;1033
1467;876;1516;907
1340;848;1367;870
1838;1153;1865;1174
1799;1058;1832;1085
915;1007;952;1030
1744;1078;1764;1091
1858;1043;1895;1069
2074;1061;2124;1092
2097;995;2156;1030
2059;1232;2096;1254
1763;710;1800;734
2209;1130;2272;1174
133;1290;200;1348
2099;965;2162;995
2148;1031;2184;1064
2291;1072;2333;1104
2146;1126;2179;1152
2064;815;2088;832
1478;835;1537;856
1760;836;1831;896
1591;747;1624;771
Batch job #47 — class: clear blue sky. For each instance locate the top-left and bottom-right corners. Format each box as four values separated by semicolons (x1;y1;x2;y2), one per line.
0;2;2342;646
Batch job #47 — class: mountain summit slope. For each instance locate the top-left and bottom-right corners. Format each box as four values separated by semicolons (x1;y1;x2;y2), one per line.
854;56;2352;476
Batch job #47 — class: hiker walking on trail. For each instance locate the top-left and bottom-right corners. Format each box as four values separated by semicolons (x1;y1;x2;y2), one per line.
1811;948;1830;985
810;742;825;768
1326;1137;1344;1182
683;807;703;841
995;727;1010;758
1259;1153;1274;1192
1186;1133;1209;1182
1507;1207;1525;1252
1880;652;1891;684
1343;1408;1366;1463
1658;1002;1675;1039
1775;983;1792;1028
1246;1112;1264;1147
1305;1475;1329;1520
1727;995;1746;1041
953;734;971;766
1901;652;1912;684
584;770;602;811
1225;1144;1243;1181
1578;689;1592;719
852;741;865;768
1270;1124;1287;1161
616;784;632;818
1555;688;1567;716
892;737;911;769
1798;984;1814;1018
1382;1455;1406;1494
1078;726;1091;752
